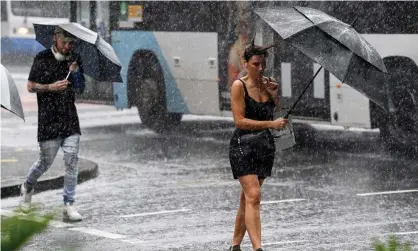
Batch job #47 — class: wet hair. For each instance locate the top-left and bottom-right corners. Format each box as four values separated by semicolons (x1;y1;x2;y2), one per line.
243;34;275;62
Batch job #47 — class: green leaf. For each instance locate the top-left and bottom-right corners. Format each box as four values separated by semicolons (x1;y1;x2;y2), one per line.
1;209;55;251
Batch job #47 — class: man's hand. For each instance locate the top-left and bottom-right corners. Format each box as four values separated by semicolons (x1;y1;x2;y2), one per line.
69;62;79;72
49;80;69;91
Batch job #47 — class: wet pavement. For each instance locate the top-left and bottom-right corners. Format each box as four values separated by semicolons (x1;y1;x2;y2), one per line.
1;108;417;250
1;69;417;250
1;146;98;198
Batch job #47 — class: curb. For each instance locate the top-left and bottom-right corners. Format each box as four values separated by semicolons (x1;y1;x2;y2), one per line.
1;158;99;199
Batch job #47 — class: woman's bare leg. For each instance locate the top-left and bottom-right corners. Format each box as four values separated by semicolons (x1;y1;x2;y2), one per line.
237;175;263;250
232;189;246;246
232;178;265;247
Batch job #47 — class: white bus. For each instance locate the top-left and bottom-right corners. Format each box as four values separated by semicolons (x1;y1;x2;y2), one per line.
1;0;70;62
75;1;418;152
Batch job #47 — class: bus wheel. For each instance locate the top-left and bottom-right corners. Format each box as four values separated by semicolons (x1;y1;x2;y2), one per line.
136;79;183;133
128;51;182;133
379;57;418;154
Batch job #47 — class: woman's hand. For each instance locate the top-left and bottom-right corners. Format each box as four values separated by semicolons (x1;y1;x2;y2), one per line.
263;77;279;96
270;117;288;130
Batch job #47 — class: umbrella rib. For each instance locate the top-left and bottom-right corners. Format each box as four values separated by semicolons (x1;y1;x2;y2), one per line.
342;52;355;83
1;105;25;121
293;7;315;25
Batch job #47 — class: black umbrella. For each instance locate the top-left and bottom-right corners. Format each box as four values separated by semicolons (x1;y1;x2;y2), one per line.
33;22;122;83
254;6;389;117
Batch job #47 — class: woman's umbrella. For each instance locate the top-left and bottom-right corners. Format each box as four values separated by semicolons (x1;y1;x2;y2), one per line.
254;6;390;118
1;63;25;121
33;22;122;83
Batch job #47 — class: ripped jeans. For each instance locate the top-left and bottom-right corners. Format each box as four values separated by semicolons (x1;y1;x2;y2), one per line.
25;134;80;204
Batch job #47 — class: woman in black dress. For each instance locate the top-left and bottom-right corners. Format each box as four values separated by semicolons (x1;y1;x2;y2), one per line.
228;38;288;251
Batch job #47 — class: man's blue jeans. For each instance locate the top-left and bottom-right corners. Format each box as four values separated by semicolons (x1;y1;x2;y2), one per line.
25;134;80;204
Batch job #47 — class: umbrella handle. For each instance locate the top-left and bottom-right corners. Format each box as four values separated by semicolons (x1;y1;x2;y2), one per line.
284;66;323;119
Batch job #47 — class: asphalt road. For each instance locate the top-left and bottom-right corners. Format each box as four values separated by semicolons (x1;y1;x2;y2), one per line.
1;64;417;250
2;114;417;250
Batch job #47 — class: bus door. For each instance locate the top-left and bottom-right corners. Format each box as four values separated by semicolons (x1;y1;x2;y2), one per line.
154;32;220;115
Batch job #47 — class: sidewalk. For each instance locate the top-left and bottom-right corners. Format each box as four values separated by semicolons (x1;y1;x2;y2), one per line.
1;147;99;198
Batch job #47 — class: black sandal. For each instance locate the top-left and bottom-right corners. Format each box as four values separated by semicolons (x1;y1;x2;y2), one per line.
229;245;242;251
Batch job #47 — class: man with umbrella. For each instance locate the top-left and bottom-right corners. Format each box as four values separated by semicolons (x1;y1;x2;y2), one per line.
20;27;85;222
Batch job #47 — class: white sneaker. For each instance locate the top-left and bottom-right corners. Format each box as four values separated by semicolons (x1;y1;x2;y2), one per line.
63;203;82;222
19;182;33;213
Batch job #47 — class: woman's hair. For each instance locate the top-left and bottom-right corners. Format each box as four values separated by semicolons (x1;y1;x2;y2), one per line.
243;35;275;62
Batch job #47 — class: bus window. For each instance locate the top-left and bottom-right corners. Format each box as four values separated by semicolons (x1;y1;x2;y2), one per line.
11;1;69;18
1;1;7;21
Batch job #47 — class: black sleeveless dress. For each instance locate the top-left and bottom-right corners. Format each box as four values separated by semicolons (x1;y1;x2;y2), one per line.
229;79;276;179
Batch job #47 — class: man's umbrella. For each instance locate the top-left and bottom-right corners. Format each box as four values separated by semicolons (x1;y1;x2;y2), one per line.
254;6;389;117
1;64;25;121
33;22;122;82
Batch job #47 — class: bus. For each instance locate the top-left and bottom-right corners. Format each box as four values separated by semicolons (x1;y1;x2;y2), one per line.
1;0;70;62
74;1;418;151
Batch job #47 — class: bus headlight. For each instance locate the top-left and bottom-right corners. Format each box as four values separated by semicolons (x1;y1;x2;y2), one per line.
16;27;29;35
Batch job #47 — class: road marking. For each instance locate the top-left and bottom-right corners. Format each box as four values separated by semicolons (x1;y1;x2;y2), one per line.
242;240;309;247
120;208;191;218
69;227;127;239
120;239;147;244
389;231;418;236
261;199;306;205
356;189;418;196
0;209;139;243
0;159;18;163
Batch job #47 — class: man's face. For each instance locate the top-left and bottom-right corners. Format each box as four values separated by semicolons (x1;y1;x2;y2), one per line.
54;34;74;55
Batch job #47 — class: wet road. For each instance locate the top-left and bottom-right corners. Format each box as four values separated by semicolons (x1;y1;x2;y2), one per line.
2;109;417;250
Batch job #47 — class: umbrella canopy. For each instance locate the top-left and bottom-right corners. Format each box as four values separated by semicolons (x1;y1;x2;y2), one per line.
33;22;122;83
254;6;389;111
0;64;25;121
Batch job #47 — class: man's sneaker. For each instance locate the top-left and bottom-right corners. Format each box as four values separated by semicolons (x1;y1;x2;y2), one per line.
229;245;242;251
63;203;82;222
19;182;33;213
255;248;264;251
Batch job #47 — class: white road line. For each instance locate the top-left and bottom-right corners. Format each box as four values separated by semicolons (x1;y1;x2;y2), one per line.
261;199;306;205
356;189;418;196
120;208;191;218
389;231;418;236
69;227;127;239
120;239;147;244
1;209;139;242
242;240;309;247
